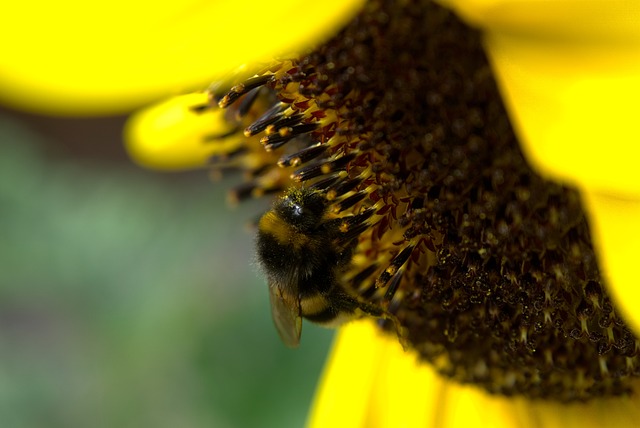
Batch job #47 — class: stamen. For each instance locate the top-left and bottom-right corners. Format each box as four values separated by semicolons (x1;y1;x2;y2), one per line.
204;127;242;142
376;244;415;288
248;164;271;179
229;181;283;203
325;177;363;200
244;103;286;136
383;267;404;301
261;123;318;151
332;191;368;213
334;208;376;243
218;74;274;108
264;113;305;134
209;146;248;163
351;263;380;290
308;174;344;192
277;143;327;168
291;153;356;182
234;86;263;119
189;103;212;114
229;181;259;203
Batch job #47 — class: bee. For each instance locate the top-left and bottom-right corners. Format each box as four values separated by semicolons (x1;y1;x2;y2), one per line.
256;186;385;347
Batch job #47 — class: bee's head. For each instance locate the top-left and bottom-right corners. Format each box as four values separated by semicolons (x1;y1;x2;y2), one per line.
274;188;327;232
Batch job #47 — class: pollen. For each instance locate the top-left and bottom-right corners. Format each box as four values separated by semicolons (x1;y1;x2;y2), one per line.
188;0;640;401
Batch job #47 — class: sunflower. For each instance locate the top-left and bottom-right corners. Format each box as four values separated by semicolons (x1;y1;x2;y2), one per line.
3;0;640;426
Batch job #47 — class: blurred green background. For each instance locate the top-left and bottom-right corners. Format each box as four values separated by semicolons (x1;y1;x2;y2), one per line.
0;109;334;428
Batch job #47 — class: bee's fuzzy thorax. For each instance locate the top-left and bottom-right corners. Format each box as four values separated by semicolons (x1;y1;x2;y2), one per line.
202;0;640;401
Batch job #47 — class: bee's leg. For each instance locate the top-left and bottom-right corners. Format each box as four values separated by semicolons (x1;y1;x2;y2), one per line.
329;288;409;348
354;299;410;351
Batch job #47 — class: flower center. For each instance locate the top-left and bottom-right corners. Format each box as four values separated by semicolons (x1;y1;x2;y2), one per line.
198;0;640;401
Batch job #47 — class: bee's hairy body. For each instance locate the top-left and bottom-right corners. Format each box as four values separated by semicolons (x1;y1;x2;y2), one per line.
256;187;382;346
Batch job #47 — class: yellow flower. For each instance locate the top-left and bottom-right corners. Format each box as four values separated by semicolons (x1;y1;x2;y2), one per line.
4;0;640;426
125;1;640;425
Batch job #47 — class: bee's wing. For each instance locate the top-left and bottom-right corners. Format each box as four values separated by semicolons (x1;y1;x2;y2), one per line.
269;283;302;348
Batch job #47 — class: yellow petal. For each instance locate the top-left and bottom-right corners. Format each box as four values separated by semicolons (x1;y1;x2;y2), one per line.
435;0;640;331
485;30;640;197
307;320;445;428
307;321;383;427
124;93;243;170
0;0;365;116
580;191;640;334
440;381;640;428
311;321;640;428
436;0;640;42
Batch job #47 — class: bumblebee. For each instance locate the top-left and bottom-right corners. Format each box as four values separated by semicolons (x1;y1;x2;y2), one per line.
256;186;384;347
